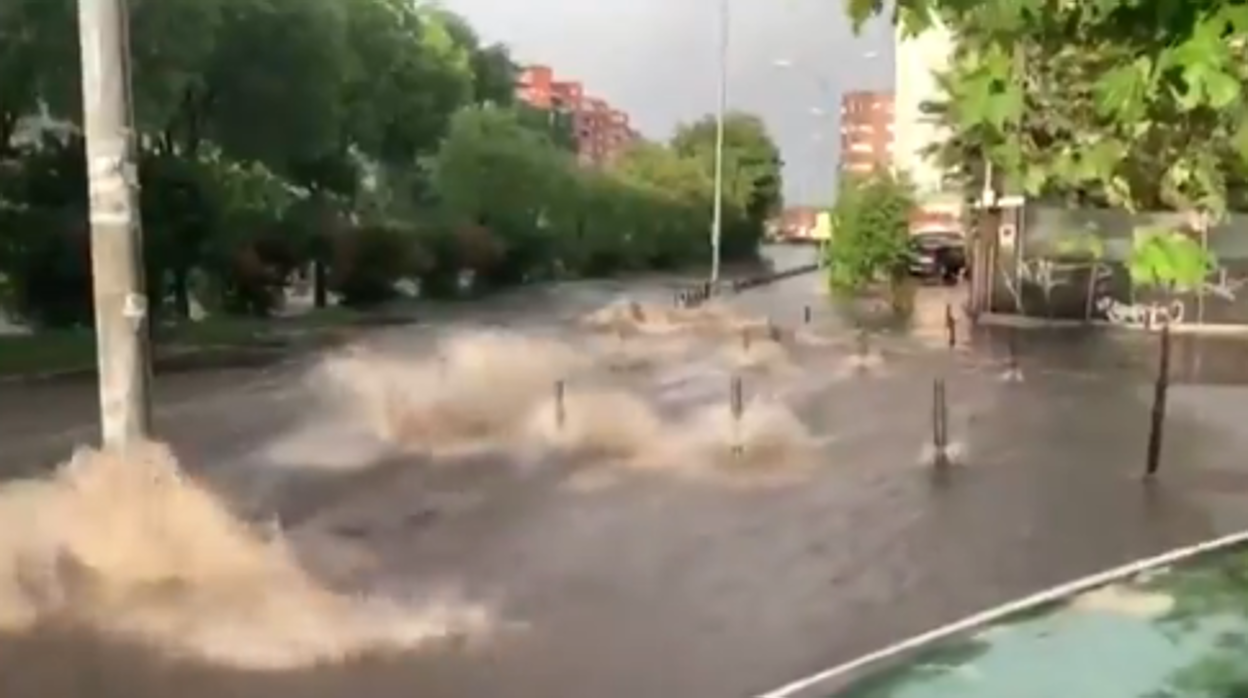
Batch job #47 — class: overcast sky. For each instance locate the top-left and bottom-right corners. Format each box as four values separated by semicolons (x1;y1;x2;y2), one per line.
441;0;894;205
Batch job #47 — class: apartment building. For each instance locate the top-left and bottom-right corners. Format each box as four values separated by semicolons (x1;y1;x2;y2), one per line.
892;21;957;199
515;64;637;166
839;90;894;175
515;65;555;109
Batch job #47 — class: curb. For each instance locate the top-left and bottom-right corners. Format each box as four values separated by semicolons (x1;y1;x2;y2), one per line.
976;312;1248;336
0;346;294;386
728;263;820;292
672;263;822;308
0;314;423;387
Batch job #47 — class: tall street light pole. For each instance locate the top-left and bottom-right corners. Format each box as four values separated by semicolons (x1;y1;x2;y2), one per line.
77;0;153;448
710;0;729;285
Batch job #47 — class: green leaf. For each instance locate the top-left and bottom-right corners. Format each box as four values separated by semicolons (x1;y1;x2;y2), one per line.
1094;57;1151;120
1204;70;1242;109
1128;226;1215;291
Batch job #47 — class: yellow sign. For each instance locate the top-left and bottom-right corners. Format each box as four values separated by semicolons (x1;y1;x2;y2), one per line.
813;211;832;240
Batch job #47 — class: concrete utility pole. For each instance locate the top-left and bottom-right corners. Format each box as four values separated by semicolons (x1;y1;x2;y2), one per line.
77;0;152;447
710;0;729;285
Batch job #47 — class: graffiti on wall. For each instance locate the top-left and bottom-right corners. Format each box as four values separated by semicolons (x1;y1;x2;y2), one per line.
1007;254;1248;327
1201;268;1248;301
1096;297;1184;328
1005;257;1116;319
1009;205;1248;327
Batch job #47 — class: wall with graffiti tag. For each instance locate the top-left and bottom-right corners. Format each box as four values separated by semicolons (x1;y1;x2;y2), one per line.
988;206;1248;328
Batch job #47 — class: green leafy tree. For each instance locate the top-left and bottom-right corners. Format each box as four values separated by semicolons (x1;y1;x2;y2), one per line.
672;112;784;260
824;169;915;294
1130;225;1216;295
515;104;578;153
850;0;1247;293
0;0;779;329
610;141;714;266
429;105;574;285
431;9;519;106
0;0;77;153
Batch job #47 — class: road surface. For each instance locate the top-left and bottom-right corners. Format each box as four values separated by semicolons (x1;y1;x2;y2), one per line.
5;249;1248;698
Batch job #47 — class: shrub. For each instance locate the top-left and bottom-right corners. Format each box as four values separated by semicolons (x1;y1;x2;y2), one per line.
824;169;915;294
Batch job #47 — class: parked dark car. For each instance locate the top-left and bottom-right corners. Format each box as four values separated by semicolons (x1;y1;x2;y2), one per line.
908;231;967;284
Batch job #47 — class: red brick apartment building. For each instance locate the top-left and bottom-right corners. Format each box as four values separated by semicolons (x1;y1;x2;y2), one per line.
516;64;638;166
839;90;894;175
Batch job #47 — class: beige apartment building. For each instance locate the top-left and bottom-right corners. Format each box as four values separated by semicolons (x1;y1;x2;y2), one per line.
892;20;963;221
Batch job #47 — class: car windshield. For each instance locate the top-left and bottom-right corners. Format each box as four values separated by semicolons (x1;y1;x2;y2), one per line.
826;542;1248;698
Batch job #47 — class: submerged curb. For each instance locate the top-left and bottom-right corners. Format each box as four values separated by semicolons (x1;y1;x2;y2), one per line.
976;311;1248;335
674;263;822;307
0;314;421;386
0;346;294;386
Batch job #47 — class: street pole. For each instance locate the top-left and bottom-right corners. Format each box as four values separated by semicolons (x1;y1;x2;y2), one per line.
77;0;153;448
710;0;728;285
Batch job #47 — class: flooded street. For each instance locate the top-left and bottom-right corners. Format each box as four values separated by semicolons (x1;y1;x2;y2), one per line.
5;246;1248;697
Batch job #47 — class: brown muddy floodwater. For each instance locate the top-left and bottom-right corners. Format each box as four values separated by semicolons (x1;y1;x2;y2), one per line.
5;260;1248;698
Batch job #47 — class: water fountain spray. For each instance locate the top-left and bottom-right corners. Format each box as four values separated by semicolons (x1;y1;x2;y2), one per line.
554;379;567;431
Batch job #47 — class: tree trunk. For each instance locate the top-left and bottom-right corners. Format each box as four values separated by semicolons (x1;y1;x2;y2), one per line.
1083;263;1098;322
313;260;328;308
172;267;191;319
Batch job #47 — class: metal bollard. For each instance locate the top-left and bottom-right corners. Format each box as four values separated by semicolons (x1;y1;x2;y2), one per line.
741;326;752;352
803;305;812;324
554;379;566;430
1144;322;1172;478
855;329;869;358
932;378;949;468
1003;327;1023;381
945;303;956;348
730;375;744;456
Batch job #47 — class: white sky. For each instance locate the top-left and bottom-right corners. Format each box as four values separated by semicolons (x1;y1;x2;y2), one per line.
441;0;894;205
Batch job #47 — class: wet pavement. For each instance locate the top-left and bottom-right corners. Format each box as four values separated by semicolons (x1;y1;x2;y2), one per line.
7;248;1248;697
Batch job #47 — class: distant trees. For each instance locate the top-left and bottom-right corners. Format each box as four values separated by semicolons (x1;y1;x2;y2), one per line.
0;0;782;329
672;112;785;259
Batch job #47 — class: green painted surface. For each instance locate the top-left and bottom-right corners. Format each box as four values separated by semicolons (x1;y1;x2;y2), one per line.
832;545;1248;698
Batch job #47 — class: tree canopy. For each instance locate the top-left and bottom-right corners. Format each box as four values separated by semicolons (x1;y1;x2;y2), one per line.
856;0;1238;294
853;0;1248;220
0;0;778;328
672;112;784;258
